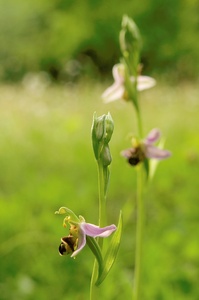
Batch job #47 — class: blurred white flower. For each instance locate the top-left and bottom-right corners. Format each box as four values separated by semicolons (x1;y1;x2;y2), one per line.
102;64;156;103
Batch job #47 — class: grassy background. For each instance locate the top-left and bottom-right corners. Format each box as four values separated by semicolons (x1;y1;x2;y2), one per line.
0;80;198;299
1;0;199;82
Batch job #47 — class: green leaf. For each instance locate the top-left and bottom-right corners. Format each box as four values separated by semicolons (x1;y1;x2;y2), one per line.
95;211;123;286
143;158;149;180
86;236;104;276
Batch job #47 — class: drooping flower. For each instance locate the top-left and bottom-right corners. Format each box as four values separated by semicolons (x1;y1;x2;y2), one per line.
56;207;116;258
102;64;156;103
121;128;171;166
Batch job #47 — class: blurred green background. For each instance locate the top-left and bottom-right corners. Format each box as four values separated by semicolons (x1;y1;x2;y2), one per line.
0;0;199;300
0;0;199;82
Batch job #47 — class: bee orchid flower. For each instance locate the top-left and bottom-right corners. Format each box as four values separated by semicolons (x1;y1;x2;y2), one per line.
56;207;116;258
121;128;171;166
102;63;156;103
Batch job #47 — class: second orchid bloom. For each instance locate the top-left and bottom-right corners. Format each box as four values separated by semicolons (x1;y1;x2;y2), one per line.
121;128;171;166
102;64;156;103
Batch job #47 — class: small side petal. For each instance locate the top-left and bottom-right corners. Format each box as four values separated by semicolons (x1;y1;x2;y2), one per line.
137;76;156;91
102;84;125;103
112;64;125;83
80;222;117;238
145;128;161;144
121;148;136;159
71;230;86;257
145;145;171;160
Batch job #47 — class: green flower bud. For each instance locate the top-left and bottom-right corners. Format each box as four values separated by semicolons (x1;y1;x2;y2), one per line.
119;15;141;55
105;112;114;143
92;113;105;160
119;15;142;76
95;115;106;141
91;112;114;162
100;144;112;167
92;113;105;142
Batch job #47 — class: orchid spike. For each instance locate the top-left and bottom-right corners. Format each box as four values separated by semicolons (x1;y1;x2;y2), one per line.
102;64;156;103
121;128;171;166
56;207;116;258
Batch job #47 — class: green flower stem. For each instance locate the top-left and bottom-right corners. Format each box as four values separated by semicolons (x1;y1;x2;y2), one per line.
97;162;107;229
90;260;98;300
136;108;143;139
133;86;143;139
127;76;143;139
90;161;108;300
134;165;144;300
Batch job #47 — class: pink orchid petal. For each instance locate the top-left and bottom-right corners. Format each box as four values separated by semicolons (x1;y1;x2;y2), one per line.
80;222;116;238
145;128;161;144
137;76;156;91
71;230;86;257
112;64;125;83
102;64;156;103
102;84;125;103
129;76;156;91
145;145;171;160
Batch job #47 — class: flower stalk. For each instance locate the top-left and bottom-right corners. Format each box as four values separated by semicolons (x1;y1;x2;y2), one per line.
91;111;114;237
55;14;171;300
90;112;115;299
56;113;122;300
102;15;171;300
134;165;144;300
89;162;107;300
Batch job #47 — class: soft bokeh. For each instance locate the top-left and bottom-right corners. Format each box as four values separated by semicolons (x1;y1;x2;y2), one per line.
0;0;198;82
0;1;199;299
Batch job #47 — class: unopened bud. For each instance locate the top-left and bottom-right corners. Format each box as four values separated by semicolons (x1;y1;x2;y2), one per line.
92;113;106;141
100;144;112;166
119;15;141;54
119;15;142;77
105;112;114;143
92;112;114;162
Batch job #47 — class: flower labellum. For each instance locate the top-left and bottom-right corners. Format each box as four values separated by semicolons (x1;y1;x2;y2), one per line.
59;235;77;256
121;147;145;166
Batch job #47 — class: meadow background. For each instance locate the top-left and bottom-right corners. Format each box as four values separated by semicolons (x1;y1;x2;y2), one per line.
0;1;199;299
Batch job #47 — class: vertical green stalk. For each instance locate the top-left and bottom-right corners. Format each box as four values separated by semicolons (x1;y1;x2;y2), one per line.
97;162;107;229
90;162;107;300
134;86;143;139
90;259;98;300
136;108;143;139
134;165;144;300
90;112;113;300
